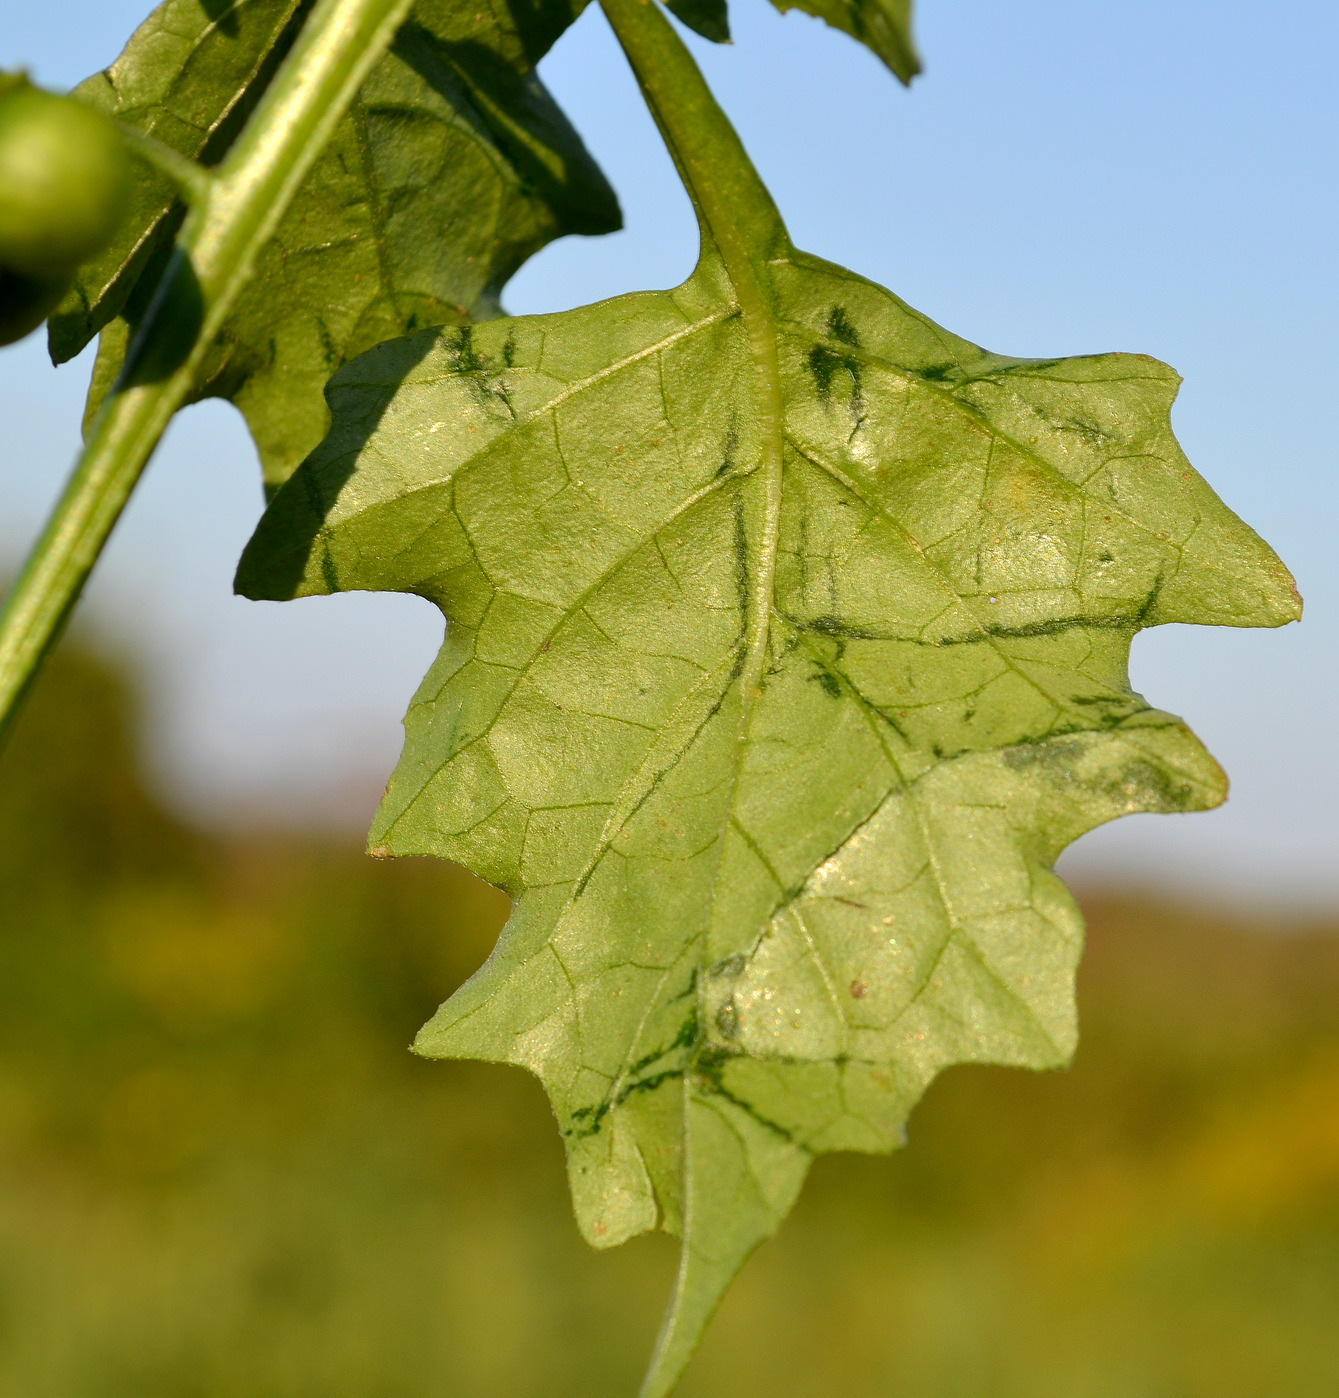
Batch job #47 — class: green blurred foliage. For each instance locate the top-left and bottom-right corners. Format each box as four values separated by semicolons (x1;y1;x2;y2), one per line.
1;647;1337;1398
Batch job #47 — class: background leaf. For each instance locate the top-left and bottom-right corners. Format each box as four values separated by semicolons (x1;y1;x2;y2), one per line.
654;0;916;81
52;0;620;490
47;0;308;365
663;0;732;45
770;0;919;85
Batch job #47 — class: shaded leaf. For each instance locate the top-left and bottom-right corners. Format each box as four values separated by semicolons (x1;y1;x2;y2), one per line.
664;0;731;45
237;3;1295;1392
48;0;309;366
53;0;619;490
658;0;916;79
772;0;919;84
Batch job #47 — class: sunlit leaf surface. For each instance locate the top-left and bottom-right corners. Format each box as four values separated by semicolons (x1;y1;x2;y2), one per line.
236;2;1296;1391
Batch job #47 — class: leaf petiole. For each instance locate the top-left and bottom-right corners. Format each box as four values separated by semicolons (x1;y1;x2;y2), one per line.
115;123;215;208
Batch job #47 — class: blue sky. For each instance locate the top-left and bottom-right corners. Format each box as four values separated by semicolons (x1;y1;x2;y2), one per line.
2;1;1336;904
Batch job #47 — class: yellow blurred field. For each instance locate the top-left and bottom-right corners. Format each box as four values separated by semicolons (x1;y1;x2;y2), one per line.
2;650;1337;1397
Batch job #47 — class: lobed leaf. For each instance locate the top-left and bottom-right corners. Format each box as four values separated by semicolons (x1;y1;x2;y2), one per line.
238;250;1297;1398
237;0;1294;1391
53;0;620;490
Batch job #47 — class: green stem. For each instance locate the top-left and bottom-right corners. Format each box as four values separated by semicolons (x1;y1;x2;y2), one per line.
0;0;413;744
599;0;786;276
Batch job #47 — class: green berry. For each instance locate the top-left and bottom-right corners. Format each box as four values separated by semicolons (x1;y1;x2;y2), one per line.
0;264;71;346
0;87;131;279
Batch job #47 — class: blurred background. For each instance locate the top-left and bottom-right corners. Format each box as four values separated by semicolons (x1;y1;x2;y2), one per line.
2;1;1337;1394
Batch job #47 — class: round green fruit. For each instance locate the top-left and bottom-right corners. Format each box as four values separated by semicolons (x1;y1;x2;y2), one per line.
0;264;71;346
0;87;131;279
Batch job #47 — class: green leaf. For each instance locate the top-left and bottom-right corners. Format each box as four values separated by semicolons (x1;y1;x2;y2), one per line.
237;0;1295;1392
52;0;619;491
658;0;917;80
772;0;920;85
663;0;731;45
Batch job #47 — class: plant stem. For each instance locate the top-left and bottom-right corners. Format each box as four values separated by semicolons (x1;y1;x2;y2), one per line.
599;0;786;273
0;0;413;745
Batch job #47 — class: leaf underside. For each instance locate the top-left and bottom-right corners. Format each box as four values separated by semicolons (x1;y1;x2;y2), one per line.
234;0;1294;1391
52;0;619;490
238;224;1298;1391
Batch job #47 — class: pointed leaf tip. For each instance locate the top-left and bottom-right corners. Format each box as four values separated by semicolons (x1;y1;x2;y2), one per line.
771;0;920;85
639;1091;809;1398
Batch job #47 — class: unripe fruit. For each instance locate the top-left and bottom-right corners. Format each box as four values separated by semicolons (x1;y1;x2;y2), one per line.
0;264;71;346
0;86;131;279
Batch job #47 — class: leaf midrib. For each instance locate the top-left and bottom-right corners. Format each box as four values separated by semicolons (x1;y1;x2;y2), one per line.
595;0;796;1103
